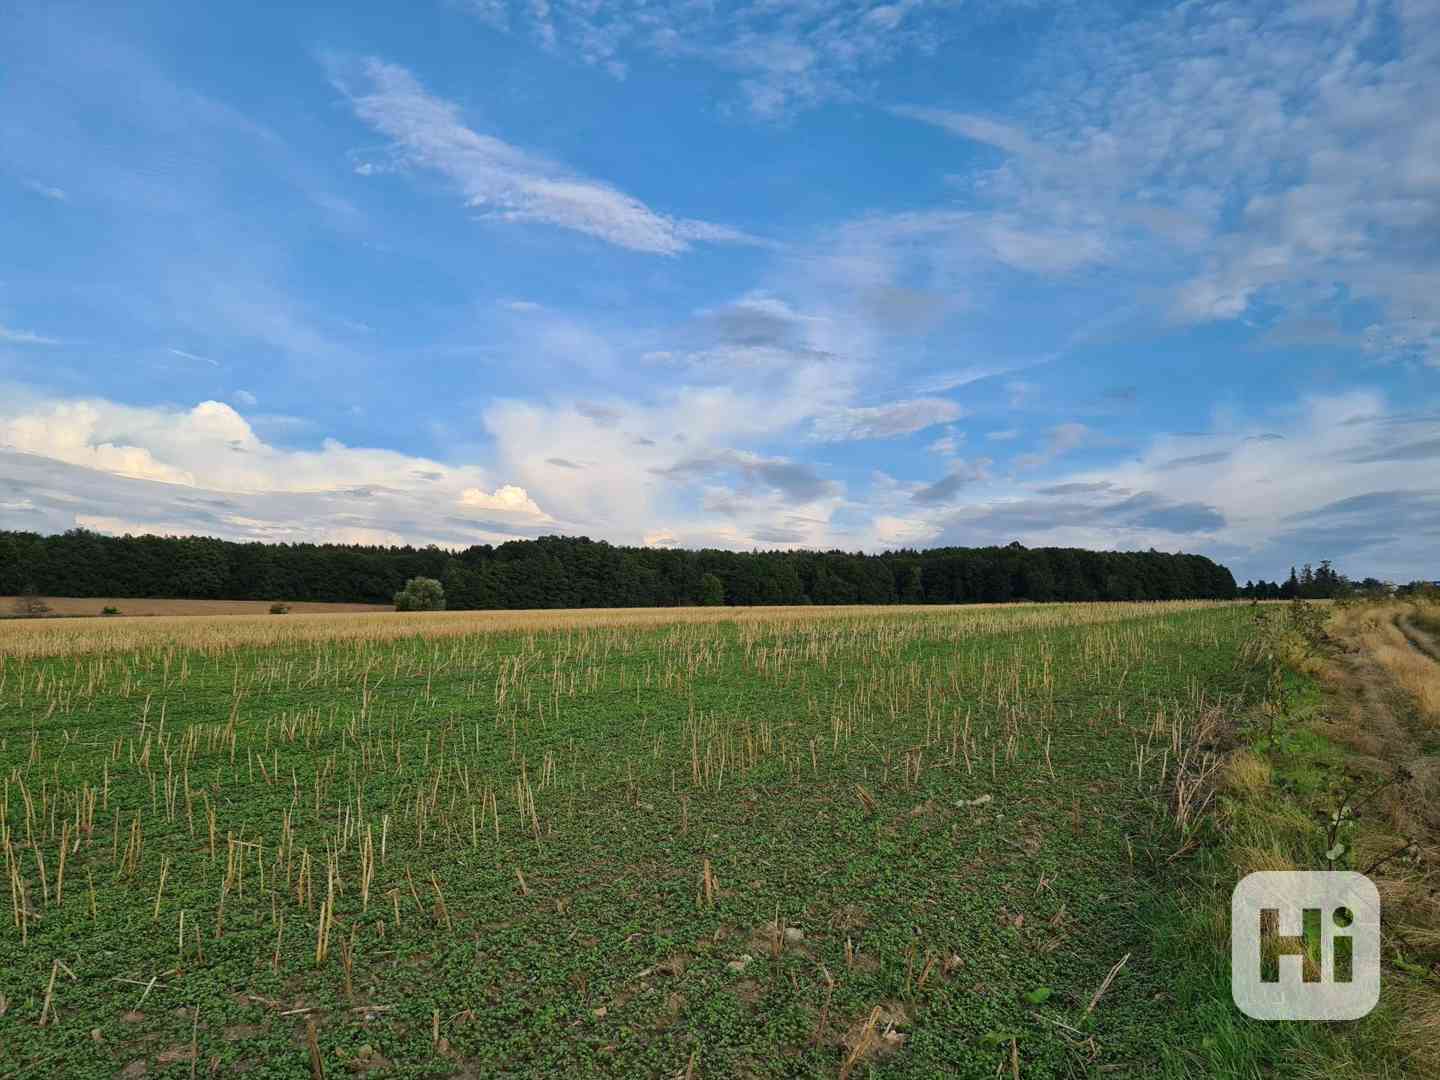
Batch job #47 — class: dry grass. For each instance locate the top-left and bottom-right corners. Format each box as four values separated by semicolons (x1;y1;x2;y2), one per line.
1;596;387;618
1328;603;1440;724
0;599;1236;659
1313;602;1440;1076
1220;749;1271;799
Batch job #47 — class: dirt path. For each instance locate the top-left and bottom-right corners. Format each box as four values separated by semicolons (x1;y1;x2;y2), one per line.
1317;609;1434;778
1311;604;1440;1070
1396;611;1440;663
1321;603;1440;886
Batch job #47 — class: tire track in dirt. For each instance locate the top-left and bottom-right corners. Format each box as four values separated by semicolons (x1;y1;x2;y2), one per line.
1318;607;1440;832
1395;613;1440;664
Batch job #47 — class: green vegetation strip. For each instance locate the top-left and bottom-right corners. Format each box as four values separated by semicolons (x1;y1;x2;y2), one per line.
2;605;1272;1077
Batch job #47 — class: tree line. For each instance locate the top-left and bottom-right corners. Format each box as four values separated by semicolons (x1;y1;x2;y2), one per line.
1236;561;1437;601
0;528;1238;609
1238;560;1350;600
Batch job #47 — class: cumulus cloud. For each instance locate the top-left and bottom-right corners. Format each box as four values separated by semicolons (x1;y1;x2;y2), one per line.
0;447;553;547
3;382;1436;580
336;58;759;254
457;483;549;518
872;514;940;546
832;386;1440;578
1006;391;1440;579
0;393;557;545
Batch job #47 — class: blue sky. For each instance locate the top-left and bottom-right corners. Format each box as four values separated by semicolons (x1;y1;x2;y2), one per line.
2;0;1438;583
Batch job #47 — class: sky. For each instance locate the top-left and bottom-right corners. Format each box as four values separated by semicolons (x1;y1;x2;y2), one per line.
1;0;1438;584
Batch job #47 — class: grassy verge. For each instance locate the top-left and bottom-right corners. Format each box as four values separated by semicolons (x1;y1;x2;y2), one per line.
1151;603;1440;1078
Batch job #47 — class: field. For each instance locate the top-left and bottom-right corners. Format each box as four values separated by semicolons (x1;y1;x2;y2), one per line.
0;602;1257;1078
2;598;390;618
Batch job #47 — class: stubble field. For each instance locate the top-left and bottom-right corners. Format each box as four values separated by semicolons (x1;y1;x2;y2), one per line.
0;602;1253;1078
1;598;389;619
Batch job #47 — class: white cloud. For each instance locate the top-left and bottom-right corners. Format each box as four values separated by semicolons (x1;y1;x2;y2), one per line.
458;483;548;519
23;180;68;201
476;354;854;545
903;0;1440;355
982;218;1107;273
810;397;964;441
891;107;1050;160
0;323;63;345
0;394;494;500
460;0;960;117
337;58;759;254
0;392;572;547
1015;422;1093;470
927;427;963;456
873;514;940;546
843;389;1440;581
169;347;217;366
4;387;1437;579
232;389;258;407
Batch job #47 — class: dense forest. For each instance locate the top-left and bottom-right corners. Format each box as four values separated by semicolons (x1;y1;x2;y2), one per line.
0;528;1238;608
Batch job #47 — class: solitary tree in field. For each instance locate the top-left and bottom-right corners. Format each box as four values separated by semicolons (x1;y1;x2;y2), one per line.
394;576;446;612
699;573;725;607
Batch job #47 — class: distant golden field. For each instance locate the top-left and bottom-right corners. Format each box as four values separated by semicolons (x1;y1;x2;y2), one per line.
0;596;388;618
0;598;1236;659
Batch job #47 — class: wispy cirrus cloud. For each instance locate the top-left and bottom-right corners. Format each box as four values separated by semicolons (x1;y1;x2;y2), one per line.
894;0;1440;360
0;323;64;345
335;58;760;254
459;0;966;117
810;397;963;441
168;348;217;367
889;107;1052;161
